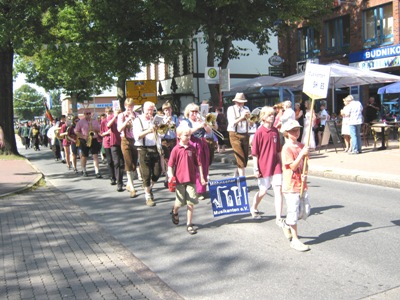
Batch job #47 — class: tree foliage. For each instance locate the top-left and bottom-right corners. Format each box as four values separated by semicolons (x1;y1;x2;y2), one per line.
13;85;47;120
148;0;333;102
1;0;335;155
0;0;73;155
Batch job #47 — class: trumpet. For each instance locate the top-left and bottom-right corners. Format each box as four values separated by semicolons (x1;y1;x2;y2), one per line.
87;131;95;147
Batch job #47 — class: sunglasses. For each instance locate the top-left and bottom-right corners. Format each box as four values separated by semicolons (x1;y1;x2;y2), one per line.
85;112;91;115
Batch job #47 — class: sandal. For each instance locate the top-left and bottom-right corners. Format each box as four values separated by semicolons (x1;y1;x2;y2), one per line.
187;224;197;235
171;209;179;225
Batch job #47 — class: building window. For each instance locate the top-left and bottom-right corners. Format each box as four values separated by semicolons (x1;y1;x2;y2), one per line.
325;15;350;55
297;27;320;60
363;3;393;48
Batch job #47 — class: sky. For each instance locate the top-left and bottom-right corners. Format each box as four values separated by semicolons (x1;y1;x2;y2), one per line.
14;74;46;94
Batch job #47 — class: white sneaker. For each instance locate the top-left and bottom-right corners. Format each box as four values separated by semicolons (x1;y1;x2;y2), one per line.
275;218;285;228
250;209;261;219
290;239;310;252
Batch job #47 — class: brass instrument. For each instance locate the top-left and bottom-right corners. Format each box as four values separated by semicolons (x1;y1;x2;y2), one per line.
169;123;176;131
205;113;217;126
197;113;224;140
76;137;81;147
159;116;177;134
249;114;259;123
157;124;169;135
54;128;61;139
87;131;95;147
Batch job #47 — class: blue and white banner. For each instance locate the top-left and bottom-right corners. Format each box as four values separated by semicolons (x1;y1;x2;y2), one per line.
208;176;250;217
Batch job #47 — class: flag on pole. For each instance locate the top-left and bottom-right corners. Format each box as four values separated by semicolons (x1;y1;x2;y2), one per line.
43;99;54;122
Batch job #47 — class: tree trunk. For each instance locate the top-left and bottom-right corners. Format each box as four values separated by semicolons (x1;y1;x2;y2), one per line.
70;92;78;114
0;42;19;156
117;77;126;111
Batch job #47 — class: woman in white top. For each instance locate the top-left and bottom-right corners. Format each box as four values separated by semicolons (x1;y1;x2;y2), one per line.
341;98;351;152
301;100;316;150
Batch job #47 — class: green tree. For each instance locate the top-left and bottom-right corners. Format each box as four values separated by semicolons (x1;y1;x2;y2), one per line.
0;0;72;155
149;0;333;103
15;1;114;116
13;85;46;120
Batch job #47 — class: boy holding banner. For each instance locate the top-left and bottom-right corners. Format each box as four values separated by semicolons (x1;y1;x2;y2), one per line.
250;106;284;226
168;127;206;235
281;120;310;252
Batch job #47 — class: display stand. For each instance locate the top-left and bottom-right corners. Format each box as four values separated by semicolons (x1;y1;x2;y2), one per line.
320;120;343;153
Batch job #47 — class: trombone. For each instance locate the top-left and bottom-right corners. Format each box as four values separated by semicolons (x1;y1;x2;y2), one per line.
199;113;225;140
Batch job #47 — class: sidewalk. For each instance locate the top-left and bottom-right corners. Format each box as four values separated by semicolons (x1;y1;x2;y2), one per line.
213;143;400;189
0;152;183;299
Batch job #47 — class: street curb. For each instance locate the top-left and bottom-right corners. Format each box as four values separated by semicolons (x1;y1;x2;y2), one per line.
308;168;400;189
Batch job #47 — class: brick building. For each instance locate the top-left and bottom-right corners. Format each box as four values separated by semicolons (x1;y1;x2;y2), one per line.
278;0;400;114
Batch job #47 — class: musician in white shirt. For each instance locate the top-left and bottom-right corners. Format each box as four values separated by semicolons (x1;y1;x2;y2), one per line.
227;93;251;177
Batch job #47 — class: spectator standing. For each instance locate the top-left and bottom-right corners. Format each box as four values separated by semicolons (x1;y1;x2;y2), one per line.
21;122;31;149
280;100;296;132
340;98;351;152
343;95;363;154
301;100;316;151
365;96;380;124
316;102;329;148
294;102;304;142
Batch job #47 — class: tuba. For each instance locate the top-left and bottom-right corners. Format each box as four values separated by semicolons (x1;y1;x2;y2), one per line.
87;131;95;147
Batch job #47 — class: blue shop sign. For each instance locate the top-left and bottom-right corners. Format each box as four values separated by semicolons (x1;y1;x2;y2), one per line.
349;44;400;63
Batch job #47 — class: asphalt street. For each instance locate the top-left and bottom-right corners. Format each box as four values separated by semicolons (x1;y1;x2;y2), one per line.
17;145;400;300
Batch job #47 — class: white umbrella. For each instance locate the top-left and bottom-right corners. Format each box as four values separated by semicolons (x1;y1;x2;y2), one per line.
229;75;282;93
274;63;400;89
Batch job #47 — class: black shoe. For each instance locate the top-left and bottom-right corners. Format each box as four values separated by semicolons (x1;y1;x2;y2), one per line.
117;184;124;192
95;173;103;179
82;171;88;177
110;179;117;185
61;159;66;164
